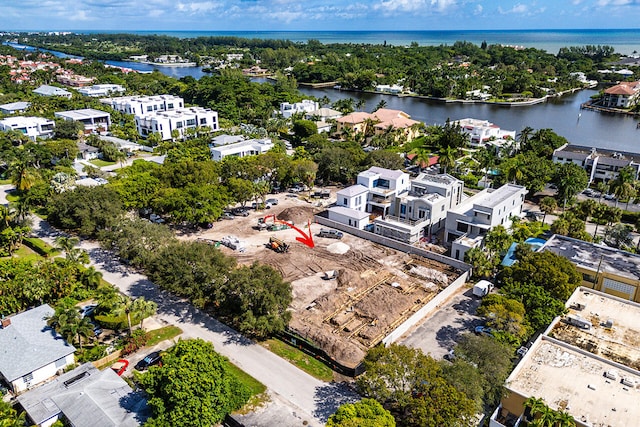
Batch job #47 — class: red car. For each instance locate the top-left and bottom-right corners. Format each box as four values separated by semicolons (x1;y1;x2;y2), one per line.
111;359;129;376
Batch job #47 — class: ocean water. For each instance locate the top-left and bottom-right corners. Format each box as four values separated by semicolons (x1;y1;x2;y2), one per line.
87;29;640;55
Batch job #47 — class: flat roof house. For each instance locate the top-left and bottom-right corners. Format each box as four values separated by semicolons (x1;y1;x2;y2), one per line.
210;137;274;161
445;183;527;261
18;363;147;427
279;100;319;118
101;94;184;117
490;287;640;427
77;84;125;97
552;143;640;184
0;101;31;115
0;304;76;394
454;118;516;150
55;109;111;134
33;85;72;99
135;107;218;141
0;116;55;141
542;234;640;303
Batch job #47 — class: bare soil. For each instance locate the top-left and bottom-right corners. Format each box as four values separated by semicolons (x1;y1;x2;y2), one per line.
182;189;463;368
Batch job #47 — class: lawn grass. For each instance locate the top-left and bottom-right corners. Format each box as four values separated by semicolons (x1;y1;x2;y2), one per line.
145;325;183;347
0;178;11;185
2;245;43;262
262;338;334;382
89;159;116;167
225;361;269;412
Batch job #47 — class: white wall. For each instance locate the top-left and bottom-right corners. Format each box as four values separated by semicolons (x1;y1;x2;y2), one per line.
11;353;74;393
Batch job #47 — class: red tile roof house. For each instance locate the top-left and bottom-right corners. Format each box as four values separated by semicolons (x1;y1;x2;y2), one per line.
602;81;640;108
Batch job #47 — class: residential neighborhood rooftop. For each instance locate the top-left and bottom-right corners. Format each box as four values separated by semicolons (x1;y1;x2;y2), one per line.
327;206;370;220
362;166;406;180
337;184;369;197
542;234;640;282
0;101;31;112
0;304;76;382
506;287;640;427
18;363;147;427
55;108;111;120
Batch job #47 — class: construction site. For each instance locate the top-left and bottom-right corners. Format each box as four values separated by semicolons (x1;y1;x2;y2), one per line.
191;192;466;369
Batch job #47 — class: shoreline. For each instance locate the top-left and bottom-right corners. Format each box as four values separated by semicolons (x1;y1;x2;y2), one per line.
137;61;198;67
580;100;640;117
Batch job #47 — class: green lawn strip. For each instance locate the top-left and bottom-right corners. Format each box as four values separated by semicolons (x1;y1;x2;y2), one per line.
262;338;334;382
23;237;59;257
0;178;11;185
89;159;116;167
225;360;269;413
145;325;183;347
2;245;42;262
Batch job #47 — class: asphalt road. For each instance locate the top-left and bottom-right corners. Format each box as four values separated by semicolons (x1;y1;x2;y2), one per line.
30;215;358;426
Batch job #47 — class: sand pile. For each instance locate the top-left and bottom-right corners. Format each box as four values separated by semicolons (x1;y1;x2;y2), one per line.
276;206;318;225
327;242;350;254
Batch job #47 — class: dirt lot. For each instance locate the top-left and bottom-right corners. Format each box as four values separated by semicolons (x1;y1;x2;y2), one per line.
182;190;464;368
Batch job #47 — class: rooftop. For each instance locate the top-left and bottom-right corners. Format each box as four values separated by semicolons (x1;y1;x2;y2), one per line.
361;166;406;181
450;184;526;214
505;287;640;427
337;184;369;198
327;206;370;220
18;363;147;427
33;85;71;96
0;116;54;127
0;101;31;111
412;173;461;187
55;108;111;120
0;304;76;382
553;144;640;163
542;234;640;282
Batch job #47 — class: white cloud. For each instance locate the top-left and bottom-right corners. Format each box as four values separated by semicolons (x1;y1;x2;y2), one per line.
176;1;221;13
68;9;93;21
596;0;635;5
473;4;483;14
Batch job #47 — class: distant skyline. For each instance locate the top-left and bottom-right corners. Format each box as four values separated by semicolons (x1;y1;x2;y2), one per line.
2;1;640;32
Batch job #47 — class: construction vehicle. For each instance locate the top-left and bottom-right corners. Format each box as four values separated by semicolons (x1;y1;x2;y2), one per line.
268;236;289;253
268;221;294;232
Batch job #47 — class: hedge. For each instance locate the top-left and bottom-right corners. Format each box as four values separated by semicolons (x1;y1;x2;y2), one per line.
94;313;143;331
23;237;57;257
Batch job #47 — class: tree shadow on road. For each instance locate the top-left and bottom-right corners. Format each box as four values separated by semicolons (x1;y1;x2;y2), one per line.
128;279;254;347
312;382;360;422
87;246;131;276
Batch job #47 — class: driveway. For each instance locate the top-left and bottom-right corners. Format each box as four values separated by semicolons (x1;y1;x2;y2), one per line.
30;216;358;426
400;287;483;359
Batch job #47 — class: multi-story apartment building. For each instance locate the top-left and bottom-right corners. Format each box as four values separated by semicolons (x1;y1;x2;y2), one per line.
210;137;274;161
454;118;516;150
279;100;319;118
55;109;112;134
135;107;218;141
445;183;527;261
552;143;640;183
100;94;184;117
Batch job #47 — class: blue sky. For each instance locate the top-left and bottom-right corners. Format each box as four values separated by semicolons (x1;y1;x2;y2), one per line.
1;0;640;32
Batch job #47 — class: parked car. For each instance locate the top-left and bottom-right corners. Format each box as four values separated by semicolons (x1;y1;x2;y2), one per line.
604;194;616;201
232;207;250;216
135;351;162;371
318;229;344;239
221;212;235;220
79;304;97;318
251;202;272;209
288;185;304;193
265;198;279;206
91;321;103;337
474;325;494;337
111;359;129;376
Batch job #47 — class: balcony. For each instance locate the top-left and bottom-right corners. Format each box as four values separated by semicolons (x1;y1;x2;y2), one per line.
383;215;428;227
490;405;524;427
369;195;392;205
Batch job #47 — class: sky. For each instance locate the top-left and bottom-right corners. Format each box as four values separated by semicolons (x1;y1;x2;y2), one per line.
1;0;640;32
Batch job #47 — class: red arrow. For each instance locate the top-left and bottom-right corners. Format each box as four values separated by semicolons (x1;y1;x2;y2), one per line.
285;219;314;248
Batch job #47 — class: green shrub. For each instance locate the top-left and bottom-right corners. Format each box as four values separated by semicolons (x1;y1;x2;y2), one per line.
77;345;107;363
122;329;148;355
23;237;56;257
94;313;143;331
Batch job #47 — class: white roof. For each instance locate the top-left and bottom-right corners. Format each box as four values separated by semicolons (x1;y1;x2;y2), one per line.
328;206;370;220
33;85;71;96
361;166;406;180
0;116;54;127
0;101;31;111
337;184;369;197
55;108;110;120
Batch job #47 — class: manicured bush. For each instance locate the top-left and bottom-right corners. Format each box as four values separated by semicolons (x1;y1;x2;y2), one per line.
23;237;56;257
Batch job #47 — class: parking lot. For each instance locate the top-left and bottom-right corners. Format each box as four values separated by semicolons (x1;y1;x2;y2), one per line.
399;286;483;359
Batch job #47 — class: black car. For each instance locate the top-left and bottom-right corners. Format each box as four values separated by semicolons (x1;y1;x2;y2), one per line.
135;351;162;370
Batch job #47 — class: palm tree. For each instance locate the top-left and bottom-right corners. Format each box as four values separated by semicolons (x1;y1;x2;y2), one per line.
132;297;158;329
516;126;534;153
54;236;89;264
475;146;497;187
438;146;457;174
374;99;387;111
596;181;609;202
592;203;609;239
318;95;331;107
540;197;558;224
10;162;38;192
114;294;136;335
553;410;576;427
355;99;366;111
505;156;526;184
46;304;94;350
81;266;103;290
524;396;547;422
409;147;432;172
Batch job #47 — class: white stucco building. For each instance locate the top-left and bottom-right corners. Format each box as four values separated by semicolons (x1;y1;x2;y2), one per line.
445;183;528;261
0;116;55;141
209;136;274;161
100;94;184;117
279;100;319;118
0;305;76;394
135;107;218;141
55;109;112;134
77;84;125;97
455;118;516;150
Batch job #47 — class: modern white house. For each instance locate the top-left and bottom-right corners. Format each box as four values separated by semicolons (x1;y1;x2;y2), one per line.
33;85;72;99
336;184;369;212
305;107;342;133
445;183;528;261
454;118;516;150
326;205;371;229
0;116;55;141
101;94;184;117
18;363;147;427
375;84;404;94
135;107;218;141
0;101;31;115
77;84;125;97
373;173;464;243
55;109;112;134
279;100;319;118
357;166;411;217
210;137;274;161
0;304;76;394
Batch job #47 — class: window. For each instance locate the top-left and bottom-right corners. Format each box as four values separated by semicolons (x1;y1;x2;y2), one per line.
167;103;174;109
147;106;153;112
441;205;445;211
153;105;158;111
418;210;426;219
22;373;33;383
186;119;196;127
456;222;468;233
400;205;407;215
343;198;348;205
582;273;597;283
176;122;183;129
200;118;207;125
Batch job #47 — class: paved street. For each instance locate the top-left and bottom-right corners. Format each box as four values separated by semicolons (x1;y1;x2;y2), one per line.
30;216;358;426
